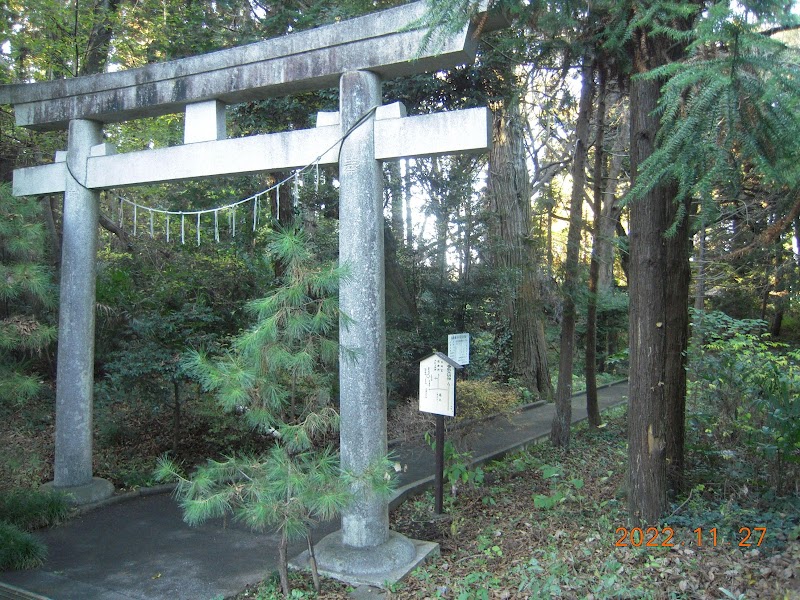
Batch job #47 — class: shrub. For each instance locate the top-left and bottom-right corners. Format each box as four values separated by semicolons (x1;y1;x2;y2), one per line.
687;310;800;492
0;488;69;570
0;488;70;530
456;379;522;421
0;521;47;570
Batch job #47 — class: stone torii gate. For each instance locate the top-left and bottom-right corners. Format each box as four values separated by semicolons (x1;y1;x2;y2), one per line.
1;0;501;584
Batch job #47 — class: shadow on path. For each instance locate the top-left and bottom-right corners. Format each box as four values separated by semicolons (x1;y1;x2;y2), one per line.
0;381;628;600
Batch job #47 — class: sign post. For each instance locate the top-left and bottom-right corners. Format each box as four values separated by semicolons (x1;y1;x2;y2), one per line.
419;352;461;514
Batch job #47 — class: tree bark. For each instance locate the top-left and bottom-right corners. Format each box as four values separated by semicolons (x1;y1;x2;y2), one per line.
628;20;691;523
271;171;297;226
79;0;122;76
664;197;691;494
628;70;670;524
41;196;62;268
386;160;404;245
487;98;552;400
278;531;290;596
404;159;414;250
99;211;134;252
597;109;628;294
432;159;449;283
597;107;627;373
585;62;606;428
552;61;594;447
694;215;706;312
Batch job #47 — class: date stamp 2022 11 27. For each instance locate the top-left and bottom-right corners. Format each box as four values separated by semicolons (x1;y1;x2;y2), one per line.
615;526;768;548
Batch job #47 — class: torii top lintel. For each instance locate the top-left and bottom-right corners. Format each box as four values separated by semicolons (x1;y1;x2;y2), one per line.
0;1;503;131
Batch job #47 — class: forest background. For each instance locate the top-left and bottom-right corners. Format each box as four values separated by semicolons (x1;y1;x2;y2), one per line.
1;0;799;562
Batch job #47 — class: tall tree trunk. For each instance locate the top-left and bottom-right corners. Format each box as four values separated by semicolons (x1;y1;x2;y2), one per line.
629;70;670;524
628;22;691;523
457;200;473;331
487;99;552;399
597;109;628;294
770;244;788;338
271;171;296;225
387;161;404;244
79;0;122;75
585;62;606;428
404;159;414;250
664;197;691;494
552;61;594;447
546;205;554;276
597;108;627;372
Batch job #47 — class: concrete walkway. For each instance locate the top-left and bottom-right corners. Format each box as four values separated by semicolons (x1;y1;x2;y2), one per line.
0;382;628;600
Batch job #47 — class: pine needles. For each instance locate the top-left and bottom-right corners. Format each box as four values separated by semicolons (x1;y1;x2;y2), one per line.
159;225;396;597
0;183;58;406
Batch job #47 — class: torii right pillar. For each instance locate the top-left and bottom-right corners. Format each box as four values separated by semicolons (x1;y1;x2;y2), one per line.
312;70;424;583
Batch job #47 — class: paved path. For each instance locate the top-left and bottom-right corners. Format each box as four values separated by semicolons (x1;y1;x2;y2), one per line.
0;381;628;600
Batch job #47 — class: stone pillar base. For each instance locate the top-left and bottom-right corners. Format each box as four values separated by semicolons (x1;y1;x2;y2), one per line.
290;530;438;589
41;477;114;506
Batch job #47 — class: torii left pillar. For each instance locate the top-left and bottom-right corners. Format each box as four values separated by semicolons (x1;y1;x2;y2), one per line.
42;119;114;504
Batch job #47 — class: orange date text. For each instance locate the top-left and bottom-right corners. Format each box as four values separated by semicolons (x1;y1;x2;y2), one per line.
614;526;767;548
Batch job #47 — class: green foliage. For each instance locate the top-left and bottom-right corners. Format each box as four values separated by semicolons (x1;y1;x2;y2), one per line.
0;183;57;406
0;488;69;570
424;434;484;494
162;226;396;596
156;447;348;539
687;310;800;491
455;379;522;421
630;3;800;216
0;521;46;570
182;227;347;439
95;237;257;455
0;488;70;530
532;465;585;510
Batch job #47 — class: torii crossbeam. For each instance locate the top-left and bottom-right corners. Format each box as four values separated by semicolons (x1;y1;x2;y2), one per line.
1;0;503;586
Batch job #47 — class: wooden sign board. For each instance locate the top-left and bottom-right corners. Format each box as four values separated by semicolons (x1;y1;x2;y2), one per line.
447;333;470;366
419;352;460;417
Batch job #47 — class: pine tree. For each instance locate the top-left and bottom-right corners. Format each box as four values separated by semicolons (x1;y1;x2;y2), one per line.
0;183;57;406
156;226;395;597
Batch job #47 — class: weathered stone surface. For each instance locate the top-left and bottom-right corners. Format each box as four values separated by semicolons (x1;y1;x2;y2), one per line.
12;108;492;195
374;107;491;160
53;119;103;491
293;531;438;588
41;477;114;506
184;100;227;144
0;1;482;130
336;69;390;549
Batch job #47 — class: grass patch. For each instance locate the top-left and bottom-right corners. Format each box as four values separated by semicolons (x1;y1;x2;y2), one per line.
0;488;70;530
0;488;70;570
0;521;47;570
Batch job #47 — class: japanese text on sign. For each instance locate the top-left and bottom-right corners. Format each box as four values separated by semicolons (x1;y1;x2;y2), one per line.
447;333;470;366
419;353;456;417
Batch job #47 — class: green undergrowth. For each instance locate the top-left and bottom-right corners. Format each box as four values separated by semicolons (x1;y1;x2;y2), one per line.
234;403;798;598
0;488;70;570
390;406;798;598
